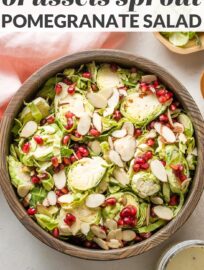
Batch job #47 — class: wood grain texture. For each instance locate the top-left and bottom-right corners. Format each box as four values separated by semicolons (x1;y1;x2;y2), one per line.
0;49;204;261
200;71;204;98
154;32;204;54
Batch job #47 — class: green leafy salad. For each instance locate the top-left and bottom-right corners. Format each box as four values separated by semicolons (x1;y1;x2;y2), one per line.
8;62;197;250
161;32;201;47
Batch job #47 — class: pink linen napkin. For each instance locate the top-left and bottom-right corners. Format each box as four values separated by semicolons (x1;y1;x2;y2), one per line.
0;32;126;118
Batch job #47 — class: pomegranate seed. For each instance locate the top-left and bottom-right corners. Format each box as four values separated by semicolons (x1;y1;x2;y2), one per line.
68;85;75;95
156;89;166;97
55;83;62;95
135;157;145;165
34;135;43;145
63;78;72;85
169;195;179;206
158;96;167;104
144;151;153;161
128;205;137;216
170;103;177;111
76;151;82;160
178;165;184;171
90;128;101;137
166;92;173;99
63;157;71;165
40;118;47;126
78;146;89;157
52;227;59;238
161;160;166;167
62;135;70;145
133;163;140;172
131;67;137;73
140;83;148;92
123;216;132;225
64;213;76;226
46;115;55;124
51;156;59;168
129;217;137;227
56;190;63;197
91;84;98;92
134;128;142;138
153;80;159;87
82;72;91;79
61;187;69;194
65;111;74;118
113;110;122;122
140;232;152;239
140;163;150;170
147;138;155;146
70;155;77;163
179;174;187;182
31;176;40;184
105;197;117;206
110;63;118;72
27;208;37;215
22;142;30;153
159;114;169;123
120;207;132;218
74;130;82;138
149;121;156;130
117;218;124;226
65;118;74;130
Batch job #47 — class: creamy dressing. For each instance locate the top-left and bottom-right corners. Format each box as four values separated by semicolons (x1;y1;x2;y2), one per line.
166;246;204;270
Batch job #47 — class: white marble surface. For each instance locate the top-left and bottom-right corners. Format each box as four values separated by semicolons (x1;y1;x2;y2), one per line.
0;32;204;270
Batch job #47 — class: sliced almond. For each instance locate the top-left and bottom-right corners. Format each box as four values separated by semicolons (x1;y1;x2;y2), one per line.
113;168;130;186
47;191;57;206
93;238;109;250
112;129;127;138
107;229;123;241
122;122;134;136
103;107;114;117
107;239;122;249
104;219;118;231
22;193;31;207
150;196;164;205
17;183;32;198
91;225;106;239
150;160;167;182
146;129;157;138
108;137;114;150
153;206;174;221
87;92;107;109
20;121;38;138
77;113;91;135
178;133;187;144
53;170;66;190
42;198;50;207
167;109;174;127
118;89;128;97
173;122;184;133
85;194;105;208
89;140;101;155
109;150;124;167
92;112;102;133
97;180;108;194
122;230;136;242
154;122;162;134
141;75;157;83
192;147;198;156
114;135;136;162
58;194;74;204
80;223;90;235
107;89;119;108
161;125;176;143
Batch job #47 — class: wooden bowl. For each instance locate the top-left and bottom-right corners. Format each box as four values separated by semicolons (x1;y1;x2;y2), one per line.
0;50;204;261
154;32;204;54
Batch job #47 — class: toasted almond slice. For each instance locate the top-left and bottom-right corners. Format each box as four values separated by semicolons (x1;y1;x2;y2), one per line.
118;89;128;97
161;125;176;143
113;168;130;186
141;75;157;83
93;238;109;250
77;113;91;135
138;143;149;152
107;229;123;241
20;121;38;138
80;223;90;235
107;239;122;249
150;196;164;205
154;122;162;134
103;107;114;117
87;92;107;109
85;194;105;208
47;191;57;206
42;198;50;207
89;140;101;155
150;160;167;182
109;150;124;167
153;206;174;221
146;129;157;138
104;219;118;231
91;225;107;239
178;133;187;144
173;122;184;133
22;193;31;207
93;112;102;133
58;194;74;204
122;122;134;136
107;89;120;108
167;109;174;127
17;184;32;198
122;230;136;242
53;170;66;189
114;136;136;162
192;147;198;156
108;137;114;150
112;129;127;138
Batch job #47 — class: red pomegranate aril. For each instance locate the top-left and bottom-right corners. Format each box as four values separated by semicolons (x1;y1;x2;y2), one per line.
55;83;62;95
147;138;155;147
63;157;71;165
91;83;98;92
140;163;150;170
123;216;132;225
178;165;184;171
170;103;177;111
149;121;156;130
156;89;166;97
159;114;169;123
70;155;77;163
74;130;82;138
158;96;167;104
128;205;137;216
105;197;117;206
34;135;43;145
110;63;118;72
144;151;153;160
76;151;82;160
90;128;101;137
129;217;137;227
63;78;72;85
78;146;89;157
135;157;145;165
31;176;40;184
47;115;55;124
51;156;59;168
65;111;74;118
169;195;179;206
61;187;69;194
27;208;37;215
113;110;122;122
22;142;30;153
68;85;75;95
153;80;159;87
117;218;124;226
179;174;187;182
120;207;132;218
141;83;148;92
64;213;76;226
56;190;63;197
66;118;74;130
133;163;140;172
62;135;70;145
140;232;152;239
161;160;166;167
52;227;59;238
82;72;91;79
134;128;142;138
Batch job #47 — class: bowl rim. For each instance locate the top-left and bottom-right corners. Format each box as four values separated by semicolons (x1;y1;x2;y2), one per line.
0;49;204;261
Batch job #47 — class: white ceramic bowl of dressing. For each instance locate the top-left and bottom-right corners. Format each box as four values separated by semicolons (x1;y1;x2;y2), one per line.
156;240;204;270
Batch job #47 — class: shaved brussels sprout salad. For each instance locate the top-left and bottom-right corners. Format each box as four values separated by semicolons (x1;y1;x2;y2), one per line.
160;32;201;47
8;62;197;250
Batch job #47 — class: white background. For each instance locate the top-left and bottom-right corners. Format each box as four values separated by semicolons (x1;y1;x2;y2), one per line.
0;32;204;269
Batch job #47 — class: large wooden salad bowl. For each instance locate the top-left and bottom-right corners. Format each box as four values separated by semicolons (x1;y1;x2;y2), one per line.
0;50;204;260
